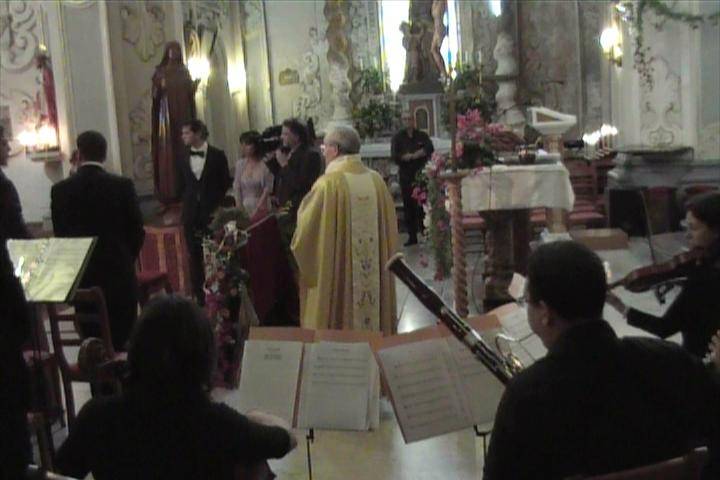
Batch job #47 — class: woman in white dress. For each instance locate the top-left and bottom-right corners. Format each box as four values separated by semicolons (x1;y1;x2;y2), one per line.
233;131;274;222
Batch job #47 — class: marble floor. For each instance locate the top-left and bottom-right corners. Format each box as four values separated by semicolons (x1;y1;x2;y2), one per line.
44;232;685;479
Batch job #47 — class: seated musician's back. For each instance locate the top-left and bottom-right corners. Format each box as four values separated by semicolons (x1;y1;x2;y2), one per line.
55;296;296;480
484;241;719;480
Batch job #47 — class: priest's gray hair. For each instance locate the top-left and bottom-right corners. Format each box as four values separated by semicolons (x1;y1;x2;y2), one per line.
325;125;361;155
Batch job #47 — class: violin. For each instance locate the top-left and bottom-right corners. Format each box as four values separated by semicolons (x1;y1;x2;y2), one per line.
608;248;703;295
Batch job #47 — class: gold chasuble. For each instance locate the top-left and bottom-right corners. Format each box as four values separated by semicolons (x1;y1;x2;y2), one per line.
291;155;399;335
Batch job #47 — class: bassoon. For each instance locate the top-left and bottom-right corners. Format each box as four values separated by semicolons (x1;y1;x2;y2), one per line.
386;253;522;385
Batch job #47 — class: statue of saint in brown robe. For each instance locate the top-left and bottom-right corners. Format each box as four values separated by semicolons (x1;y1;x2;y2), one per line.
151;41;197;204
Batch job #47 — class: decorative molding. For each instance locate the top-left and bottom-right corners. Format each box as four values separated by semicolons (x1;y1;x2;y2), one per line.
0;1;40;73
697;122;720;160
120;1;166;63
128;89;153;182
640;56;682;146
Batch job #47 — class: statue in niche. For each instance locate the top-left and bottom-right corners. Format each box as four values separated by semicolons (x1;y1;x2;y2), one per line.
151;41;198;205
400;21;425;84
34;46;58;132
430;0;447;79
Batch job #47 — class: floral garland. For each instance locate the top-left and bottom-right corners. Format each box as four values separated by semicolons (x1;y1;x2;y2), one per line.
620;0;720;91
413;152;452;280
412;110;524;280
202;208;252;388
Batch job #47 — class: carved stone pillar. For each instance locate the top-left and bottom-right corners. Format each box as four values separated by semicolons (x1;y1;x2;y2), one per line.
324;0;353;127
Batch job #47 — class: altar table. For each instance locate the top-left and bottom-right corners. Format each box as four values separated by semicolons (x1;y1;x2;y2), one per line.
461;164;575;309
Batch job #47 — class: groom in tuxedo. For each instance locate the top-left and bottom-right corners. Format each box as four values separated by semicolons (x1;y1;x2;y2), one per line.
179;119;231;305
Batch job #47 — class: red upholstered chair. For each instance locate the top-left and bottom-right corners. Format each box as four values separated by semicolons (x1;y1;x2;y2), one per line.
568;448;708;480
136;226;174;307
47;288;126;429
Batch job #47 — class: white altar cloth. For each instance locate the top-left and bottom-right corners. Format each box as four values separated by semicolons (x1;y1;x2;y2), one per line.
462;163;575;213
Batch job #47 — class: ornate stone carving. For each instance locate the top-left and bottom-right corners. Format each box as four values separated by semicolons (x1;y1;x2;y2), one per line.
120;1;166;63
0;1;40;73
641;56;682;147
129;90;153;182
294;27;326;120
324;0;353;125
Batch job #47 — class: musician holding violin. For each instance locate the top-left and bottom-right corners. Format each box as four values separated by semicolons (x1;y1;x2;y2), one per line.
608;192;720;358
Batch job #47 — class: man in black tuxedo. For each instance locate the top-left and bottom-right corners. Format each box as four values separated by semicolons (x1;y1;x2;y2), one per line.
0;125;30;241
51;131;145;351
267;118;322;223
178;119;231;306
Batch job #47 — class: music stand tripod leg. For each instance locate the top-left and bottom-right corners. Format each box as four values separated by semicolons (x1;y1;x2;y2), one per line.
473;425;492;472
306;428;314;480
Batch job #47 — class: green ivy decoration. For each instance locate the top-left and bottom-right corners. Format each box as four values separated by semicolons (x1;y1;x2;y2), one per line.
622;0;720;91
357;67;387;95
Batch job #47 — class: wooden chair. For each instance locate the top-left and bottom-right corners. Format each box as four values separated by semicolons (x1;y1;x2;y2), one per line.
47;288;126;429
564;158;606;229
461;213;486;252
569;448;708;480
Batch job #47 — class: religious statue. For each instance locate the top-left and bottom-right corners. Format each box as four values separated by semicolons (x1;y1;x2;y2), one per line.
400;21;424;84
34;46;58;131
151;41;198;205
430;0;447;79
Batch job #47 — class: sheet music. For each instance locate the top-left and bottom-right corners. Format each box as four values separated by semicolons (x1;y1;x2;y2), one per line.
234;340;304;424
297;342;376;431
7;238;95;302
444;336;505;426
519;333;547;361
497;307;533;341
377;339;473;443
508;273;526;301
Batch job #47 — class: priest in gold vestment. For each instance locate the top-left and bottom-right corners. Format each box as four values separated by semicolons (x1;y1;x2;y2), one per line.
291;126;399;335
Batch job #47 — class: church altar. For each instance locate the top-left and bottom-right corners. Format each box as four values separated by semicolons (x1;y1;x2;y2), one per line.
461;163;575;309
359;137;452;158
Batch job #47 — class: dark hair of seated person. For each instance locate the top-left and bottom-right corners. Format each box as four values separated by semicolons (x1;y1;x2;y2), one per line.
527;240;607;322
687;192;720;238
126;295;215;399
76;130;108;163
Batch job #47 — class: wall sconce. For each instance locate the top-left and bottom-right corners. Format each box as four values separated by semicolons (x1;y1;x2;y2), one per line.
188;56;211;83
600;25;623;66
228;62;246;94
18;121;60;161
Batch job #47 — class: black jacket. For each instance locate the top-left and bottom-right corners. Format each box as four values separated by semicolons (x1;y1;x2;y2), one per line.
0;169;30;240
484;320;719;480
51;165;145;348
267;145;322;220
628;247;720;358
178;145;231;230
390;128;434;178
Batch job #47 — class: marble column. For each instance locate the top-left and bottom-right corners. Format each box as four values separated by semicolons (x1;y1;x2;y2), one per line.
324;0;353;127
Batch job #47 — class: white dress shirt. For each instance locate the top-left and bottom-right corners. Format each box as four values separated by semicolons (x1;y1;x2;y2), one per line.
189;142;208;180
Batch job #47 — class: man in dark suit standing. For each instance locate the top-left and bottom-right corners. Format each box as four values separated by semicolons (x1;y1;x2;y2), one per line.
391;112;434;246
52;131;145;351
178;119;231;306
0;125;32;479
267;118;322;223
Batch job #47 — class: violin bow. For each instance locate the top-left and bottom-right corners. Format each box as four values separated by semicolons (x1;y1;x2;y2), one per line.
638;187;669;304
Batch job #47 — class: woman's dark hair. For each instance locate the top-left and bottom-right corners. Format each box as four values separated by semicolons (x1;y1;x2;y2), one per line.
127;295;216;396
527;241;607;322
76;130;107;162
686;192;720;232
282;118;308;145
182;119;209;140
239;130;262;157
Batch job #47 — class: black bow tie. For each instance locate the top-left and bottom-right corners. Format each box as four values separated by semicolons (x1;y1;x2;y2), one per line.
190;150;205;158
